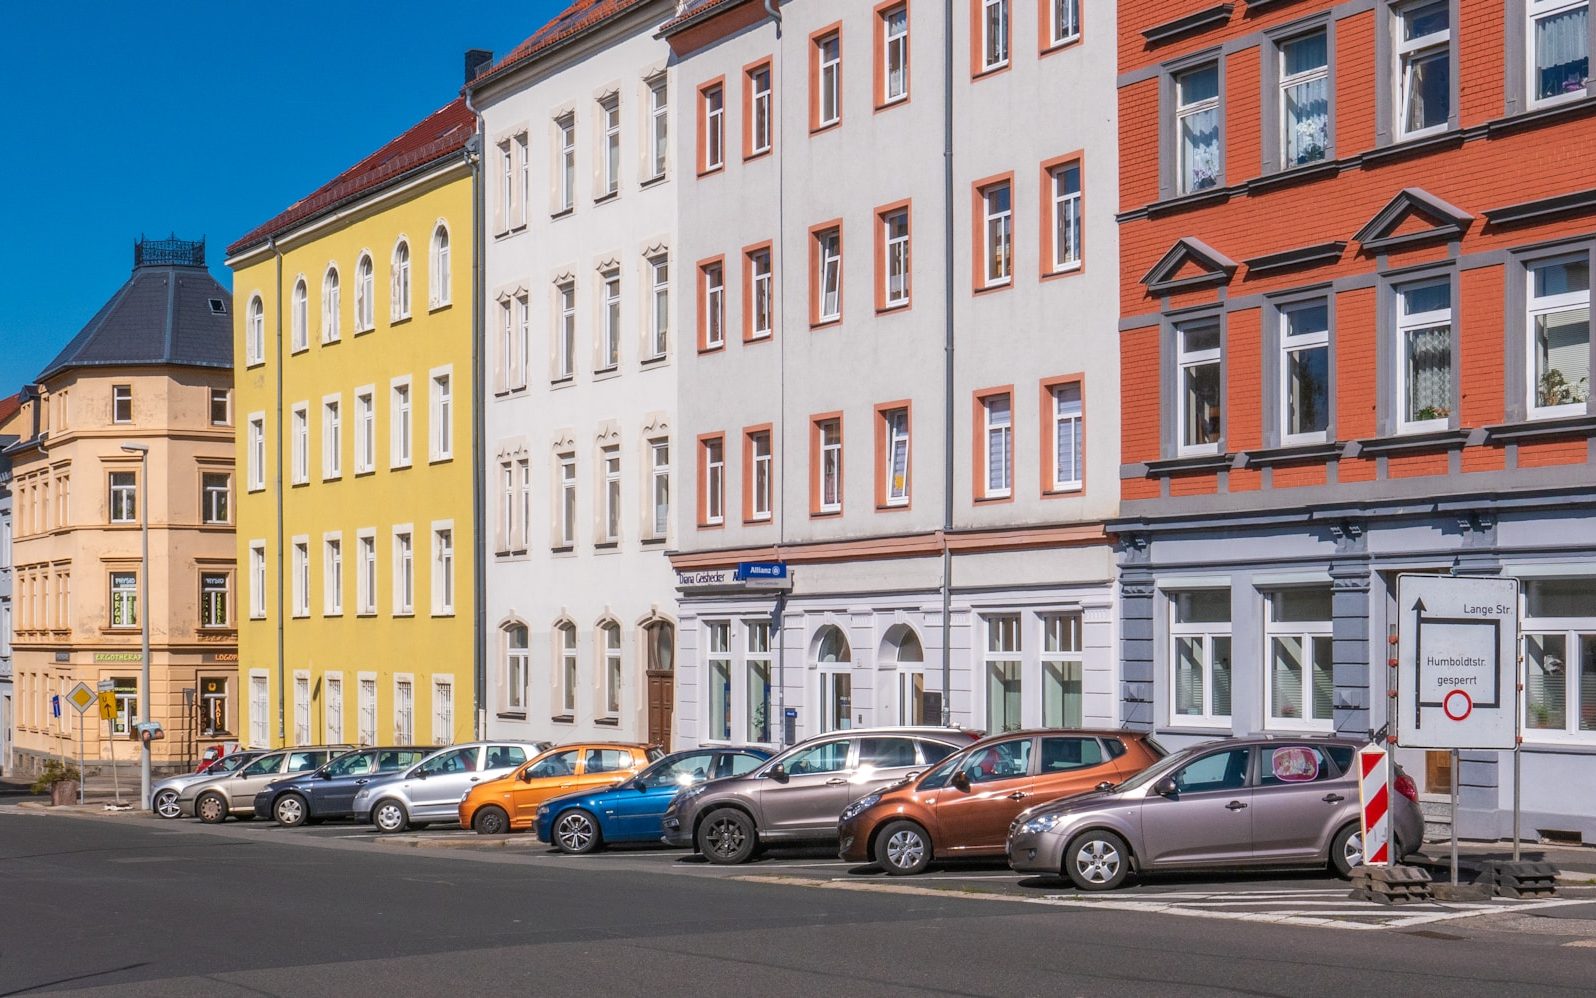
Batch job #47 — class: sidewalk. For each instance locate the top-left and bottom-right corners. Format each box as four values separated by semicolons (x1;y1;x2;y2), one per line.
0;769;151;805
1415;842;1596;883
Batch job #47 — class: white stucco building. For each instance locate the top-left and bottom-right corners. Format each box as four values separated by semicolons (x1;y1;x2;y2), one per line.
662;0;1122;749
471;0;681;747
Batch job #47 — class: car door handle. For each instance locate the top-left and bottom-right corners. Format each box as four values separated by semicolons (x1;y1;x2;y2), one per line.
354;779;369;786
1322;793;1345;804
825;778;848;786
559;783;574;789
1007;791;1029;801
1225;800;1248;811
469;777;480;782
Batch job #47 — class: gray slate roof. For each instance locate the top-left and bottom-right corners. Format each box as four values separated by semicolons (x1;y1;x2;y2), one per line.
37;241;233;383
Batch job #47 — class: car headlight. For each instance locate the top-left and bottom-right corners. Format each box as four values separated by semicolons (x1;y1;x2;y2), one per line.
354;789;370;800
1019;812;1065;836
839;792;881;823
536;804;551;817
461;791;472;803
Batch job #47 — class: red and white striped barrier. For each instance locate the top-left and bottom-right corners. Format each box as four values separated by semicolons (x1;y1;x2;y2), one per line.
1358;745;1391;866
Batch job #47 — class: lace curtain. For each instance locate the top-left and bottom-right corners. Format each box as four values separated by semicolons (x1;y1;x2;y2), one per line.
1536;6;1590;99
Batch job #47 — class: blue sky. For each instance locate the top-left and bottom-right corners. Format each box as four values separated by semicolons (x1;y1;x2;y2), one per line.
0;1;566;393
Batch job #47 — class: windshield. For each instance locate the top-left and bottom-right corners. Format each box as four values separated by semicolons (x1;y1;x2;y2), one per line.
1113;745;1205;793
322;752;377;778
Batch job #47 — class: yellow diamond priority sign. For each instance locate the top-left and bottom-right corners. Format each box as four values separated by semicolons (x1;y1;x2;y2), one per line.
66;682;97;714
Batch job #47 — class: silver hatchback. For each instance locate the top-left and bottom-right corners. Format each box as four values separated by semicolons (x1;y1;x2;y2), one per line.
1007;736;1425;890
352;741;548;833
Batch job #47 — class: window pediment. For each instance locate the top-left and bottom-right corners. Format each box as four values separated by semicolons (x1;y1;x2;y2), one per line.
1141;237;1238;294
1353;188;1472;253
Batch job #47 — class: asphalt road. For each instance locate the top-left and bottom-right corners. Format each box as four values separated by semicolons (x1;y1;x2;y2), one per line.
2;811;1595;997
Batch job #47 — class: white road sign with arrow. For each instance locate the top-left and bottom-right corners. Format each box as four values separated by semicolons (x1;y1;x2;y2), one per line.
1395;574;1519;750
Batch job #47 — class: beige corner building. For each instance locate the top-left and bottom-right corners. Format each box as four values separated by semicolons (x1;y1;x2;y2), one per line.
5;237;236;777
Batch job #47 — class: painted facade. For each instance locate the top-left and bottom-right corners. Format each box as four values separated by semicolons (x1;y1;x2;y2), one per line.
471;0;681;748
227;100;478;750
664;0;1122;750
5;238;236;775
0;392;19;774
1114;0;1596;839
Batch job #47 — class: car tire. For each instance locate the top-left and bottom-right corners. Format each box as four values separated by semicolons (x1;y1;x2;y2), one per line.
195;792;228;825
152;789;182;819
1330;822;1363;878
1063;829;1131;891
697;808;757;865
553;809;603;855
273;793;309;828
372;799;410;834
875;820;933;876
473;805;511;836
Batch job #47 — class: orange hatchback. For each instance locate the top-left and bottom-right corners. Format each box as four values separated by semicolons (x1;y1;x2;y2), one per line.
837;730;1163;875
459;742;661;835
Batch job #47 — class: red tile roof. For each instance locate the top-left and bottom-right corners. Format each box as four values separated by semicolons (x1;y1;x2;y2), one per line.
657;0;748;35
0;392;20;429
470;0;653;90
227;98;476;258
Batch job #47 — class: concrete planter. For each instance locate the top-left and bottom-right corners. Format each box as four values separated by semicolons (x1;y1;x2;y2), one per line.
49;781;80;806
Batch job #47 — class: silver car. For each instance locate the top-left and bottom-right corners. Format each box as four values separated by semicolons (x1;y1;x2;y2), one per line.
1007;736;1425;890
151;751;268;818
661;726;981;864
352;741;548;833
179;746;353;823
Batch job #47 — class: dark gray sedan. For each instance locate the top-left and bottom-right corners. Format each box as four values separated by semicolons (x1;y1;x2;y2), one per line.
1007;736;1424;890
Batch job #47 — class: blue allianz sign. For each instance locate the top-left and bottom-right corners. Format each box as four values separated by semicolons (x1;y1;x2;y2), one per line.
736;562;788;581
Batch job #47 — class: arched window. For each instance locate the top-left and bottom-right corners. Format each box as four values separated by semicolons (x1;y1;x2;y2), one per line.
355;254;374;331
430;224;451;307
881;624;932;725
322;267;341;342
812;625;852;732
391;239;411;320
246;295;264;365
556;620;578;715
290;278;308;352
601;620;622;716
504;623;529;712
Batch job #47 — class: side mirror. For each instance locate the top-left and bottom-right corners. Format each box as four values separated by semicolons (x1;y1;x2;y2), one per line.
519;768;534;782
1095;780;1113;792
317;770;332;780
1154;776;1179;798
767;763;789;783
951;771;972;793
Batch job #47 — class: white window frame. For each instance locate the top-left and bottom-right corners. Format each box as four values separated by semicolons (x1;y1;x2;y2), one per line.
819;420;843;513
1051;162;1082;272
323;533;343;616
295;672;312;745
557;280;577;380
751;249;774;338
517;458;532;550
251;672;270;747
432;675;454;745
108;471;137;524
982;394;1012;498
705;620;733;741
431;224;452;308
751;431;773;520
1394;0;1452;140
516;134;531;227
321;394;341;480
601;96;621;196
1263;589;1335;732
357;674;377;747
246;297;264;366
600;269;621;370
325;673;344;744
558;114;577;212
356;529;377;615
884;209;910;307
981;182;1013;288
818;33;842;126
646;255;670;359
1280;300;1332;445
291;278;308;352
981;0;1010;72
390;377;413;468
1522;580;1596;743
1177;320;1223;455
354;387;376;473
602;622;623;716
750;65;773;153
431;522;454;616
649;440;671;538
355;254;375;331
291;538;310;618
1527;0;1590;108
983;614;1023;734
704;262;725;348
885;408;910;506
1176;63;1222;195
247;414;266;492
818;228;842;322
1051;0;1081;46
1280;30;1330;168
505;625;529;712
249;540;267;619
883;5;909;103
394;675;414;744
704;438;726;525
648;77;670;179
1051;383;1084;492
290;403;309;485
705;85;725;170
1395;278;1453;433
558;453;578;547
429;367;453;461
558;622;579;715
322;267;341;342
602;447;622;544
392;526;414;616
1169;590;1234;727
1526;253;1591;419
1040;613;1084;728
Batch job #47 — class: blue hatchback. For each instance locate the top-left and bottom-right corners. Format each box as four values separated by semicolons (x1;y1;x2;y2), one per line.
535;747;770;854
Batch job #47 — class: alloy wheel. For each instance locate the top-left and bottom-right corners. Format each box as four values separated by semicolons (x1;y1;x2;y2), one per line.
885;828;926;871
556;813;596;852
153;790;182;819
1074;838;1122;885
705;816;745;857
1344;830;1364;868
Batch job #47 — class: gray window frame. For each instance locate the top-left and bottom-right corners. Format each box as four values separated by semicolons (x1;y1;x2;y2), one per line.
1158;49;1226;202
1503;238;1596;422
1162;306;1228;459
1260;14;1337;174
1505;0;1596;114
1263;289;1337;448
1375;0;1462;146
1376;264;1462;436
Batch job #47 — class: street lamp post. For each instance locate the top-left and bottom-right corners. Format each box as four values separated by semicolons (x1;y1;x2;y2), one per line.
121;443;151;810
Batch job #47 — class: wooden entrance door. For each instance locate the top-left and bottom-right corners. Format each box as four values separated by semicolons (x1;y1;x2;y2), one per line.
647;671;673;748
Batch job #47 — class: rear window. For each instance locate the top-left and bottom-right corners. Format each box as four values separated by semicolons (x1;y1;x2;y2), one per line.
717;752;764;778
1259;745;1334;786
486;745;528;769
585;749;630;774
857;738;918;768
1325;744;1356;776
1039;737;1105;772
1103;738;1128;759
286;752;320;773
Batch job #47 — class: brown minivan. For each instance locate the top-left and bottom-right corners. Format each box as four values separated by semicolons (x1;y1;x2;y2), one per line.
837;730;1163;875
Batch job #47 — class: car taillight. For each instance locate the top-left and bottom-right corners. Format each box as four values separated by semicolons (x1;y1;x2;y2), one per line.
1394;773;1419;804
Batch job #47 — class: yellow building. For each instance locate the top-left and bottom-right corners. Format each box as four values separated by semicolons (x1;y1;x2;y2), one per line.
226;97;479;749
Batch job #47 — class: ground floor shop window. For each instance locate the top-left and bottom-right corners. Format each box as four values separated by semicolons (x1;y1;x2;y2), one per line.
199;677;229;736
1041;613;1083;728
746;622;771;742
985;615;1022;733
111;678;138;736
1170;590;1232;724
706;621;731;741
250;674;268;746
815;625;852;731
1523;579;1596;737
1265;588;1333;729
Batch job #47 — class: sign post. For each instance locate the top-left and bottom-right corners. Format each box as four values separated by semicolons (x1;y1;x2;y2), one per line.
97;680;122;805
65;682;97;805
1395;574;1520;886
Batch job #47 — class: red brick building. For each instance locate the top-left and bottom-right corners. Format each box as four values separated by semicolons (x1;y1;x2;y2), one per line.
1111;0;1594;840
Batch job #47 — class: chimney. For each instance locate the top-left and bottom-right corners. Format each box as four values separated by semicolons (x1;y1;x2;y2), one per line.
465;49;494;84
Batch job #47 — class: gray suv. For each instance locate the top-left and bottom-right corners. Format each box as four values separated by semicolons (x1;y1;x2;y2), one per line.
179;746;352;823
662;726;980;864
352;741;548;833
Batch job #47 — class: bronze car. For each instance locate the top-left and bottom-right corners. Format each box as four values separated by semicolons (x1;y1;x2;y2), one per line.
838;730;1164;874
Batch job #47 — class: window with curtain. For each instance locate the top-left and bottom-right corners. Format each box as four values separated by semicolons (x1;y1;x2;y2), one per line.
1265;588;1334;728
1396;0;1451;137
1171;590;1232;723
1528;255;1591;415
1523;580;1596;739
1397;279;1452;430
1280;31;1329;166
1176;63;1220;193
1530;0;1589;104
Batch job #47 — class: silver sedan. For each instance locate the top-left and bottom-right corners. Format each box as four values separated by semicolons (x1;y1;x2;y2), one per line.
150;751;267;818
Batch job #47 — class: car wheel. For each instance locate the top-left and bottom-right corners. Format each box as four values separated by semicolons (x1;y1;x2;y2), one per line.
152;789;182;819
554;810;603;855
1063;829;1130;891
473;805;510;836
698;808;757;865
1330;822;1363;878
875;820;932;876
372;799;410;834
273;793;308;828
195;792;228;825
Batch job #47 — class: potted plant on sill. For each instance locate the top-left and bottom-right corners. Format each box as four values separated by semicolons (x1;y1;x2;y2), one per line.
31;760;83;806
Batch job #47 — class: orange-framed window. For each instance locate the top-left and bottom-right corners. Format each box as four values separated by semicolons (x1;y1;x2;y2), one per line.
874;401;912;509
972;0;1011;77
874;200;912;311
697;256;726;351
810;24;843;132
809;413;844;516
809;221;843;326
973;386;1014;502
972;174;1014;290
742;424;774;523
743;59;773;159
874;2;911;108
1039;154;1083;278
743;242;775;341
1039;0;1081;54
698;433;726;527
1040;375;1084;495
697;78;726;175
